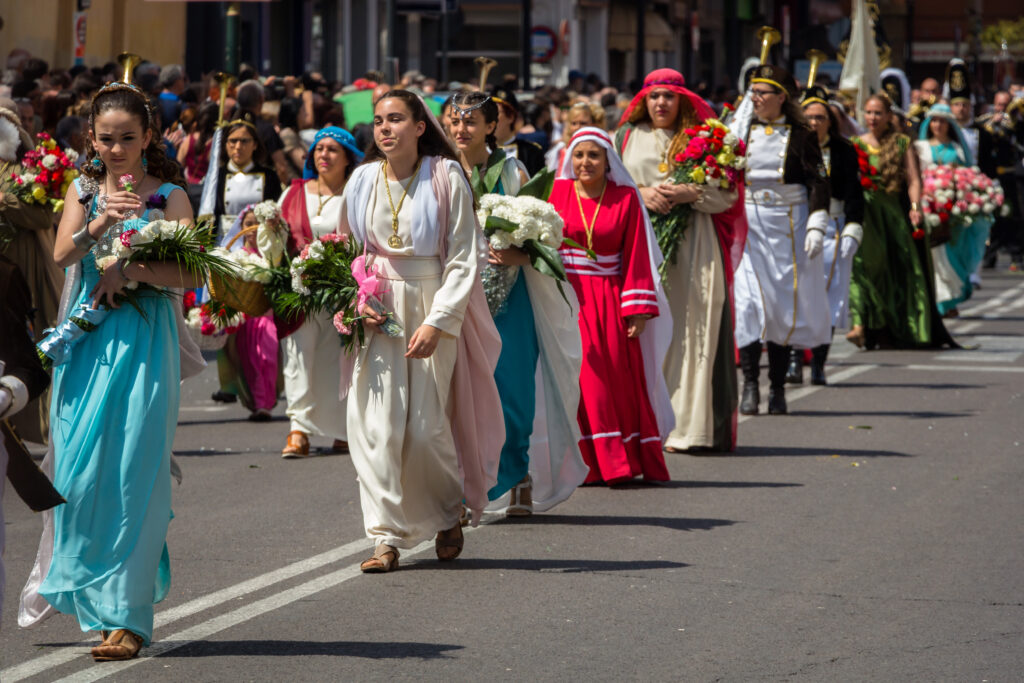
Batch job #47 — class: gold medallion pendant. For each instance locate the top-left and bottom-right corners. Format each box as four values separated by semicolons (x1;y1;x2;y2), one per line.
658;162;669;174
387;233;403;248
765;126;774;135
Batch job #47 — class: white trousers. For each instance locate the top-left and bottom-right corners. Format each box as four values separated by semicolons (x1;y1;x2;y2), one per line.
282;312;347;439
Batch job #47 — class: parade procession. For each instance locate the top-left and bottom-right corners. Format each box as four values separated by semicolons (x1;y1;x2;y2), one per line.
1;0;1023;679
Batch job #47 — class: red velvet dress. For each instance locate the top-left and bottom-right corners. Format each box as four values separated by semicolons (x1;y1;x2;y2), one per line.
551;179;668;483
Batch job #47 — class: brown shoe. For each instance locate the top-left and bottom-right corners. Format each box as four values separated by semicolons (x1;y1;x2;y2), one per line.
281;431;309;459
330;439;349;454
91;629;143;661
435;523;464;562
360;544;399;573
506;474;533;517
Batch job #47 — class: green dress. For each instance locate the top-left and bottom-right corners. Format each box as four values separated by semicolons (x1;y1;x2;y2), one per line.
848;136;952;349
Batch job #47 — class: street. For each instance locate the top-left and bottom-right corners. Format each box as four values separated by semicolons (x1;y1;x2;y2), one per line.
2;274;1023;682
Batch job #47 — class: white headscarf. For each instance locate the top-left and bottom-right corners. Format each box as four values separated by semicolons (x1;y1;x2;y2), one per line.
556;126;675;438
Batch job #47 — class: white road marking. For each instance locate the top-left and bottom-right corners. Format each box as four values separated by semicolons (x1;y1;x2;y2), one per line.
904;364;1024;373
2;539;370;681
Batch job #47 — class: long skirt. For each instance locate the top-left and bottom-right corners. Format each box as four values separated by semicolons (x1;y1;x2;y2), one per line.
37;287;178;645
283;312;347;439
488;273;540;498
663;215;737;451
822;213;855;329
570;268;666;482
346;256;462;549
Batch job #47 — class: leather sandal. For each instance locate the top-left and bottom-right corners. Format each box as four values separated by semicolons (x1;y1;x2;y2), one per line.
281;430;309;459
360;544;399;573
91;629;143;662
506;474;533;517
330;439;349;454
435;523;464;562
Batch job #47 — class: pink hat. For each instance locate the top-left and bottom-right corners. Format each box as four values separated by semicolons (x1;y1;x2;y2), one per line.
617;68;715;129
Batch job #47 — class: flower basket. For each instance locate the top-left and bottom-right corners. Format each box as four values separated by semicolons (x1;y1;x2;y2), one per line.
208;272;270;317
187;324;229;351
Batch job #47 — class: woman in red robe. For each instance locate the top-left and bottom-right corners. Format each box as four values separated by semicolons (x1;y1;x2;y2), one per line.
549;127;674;484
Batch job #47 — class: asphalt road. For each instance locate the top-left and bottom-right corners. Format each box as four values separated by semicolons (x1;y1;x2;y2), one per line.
3;273;1023;682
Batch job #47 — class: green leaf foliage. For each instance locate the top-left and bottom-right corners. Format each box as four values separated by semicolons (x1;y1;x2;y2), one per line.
517;167;555;200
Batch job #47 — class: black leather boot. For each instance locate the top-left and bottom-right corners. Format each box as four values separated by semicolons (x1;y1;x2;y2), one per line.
785;347;804;384
810;344;829;385
766;342;788;415
738;341;761;415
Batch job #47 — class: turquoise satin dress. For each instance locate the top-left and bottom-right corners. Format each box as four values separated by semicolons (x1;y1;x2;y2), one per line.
930;142;992;314
38;180;181;644
486;177;540;501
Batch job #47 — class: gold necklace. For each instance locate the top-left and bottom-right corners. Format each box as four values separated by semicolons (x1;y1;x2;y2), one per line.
381;158;423;248
654;129;671;174
316;176;344;217
574;179;607;253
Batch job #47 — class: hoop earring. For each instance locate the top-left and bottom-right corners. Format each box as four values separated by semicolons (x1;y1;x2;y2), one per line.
141;151;148;172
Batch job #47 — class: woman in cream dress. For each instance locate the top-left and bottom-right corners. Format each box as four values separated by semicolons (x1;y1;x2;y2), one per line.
616;69;746;452
339;91;504;573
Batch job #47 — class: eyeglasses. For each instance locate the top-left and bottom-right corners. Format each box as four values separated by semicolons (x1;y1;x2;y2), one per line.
750;89;779;99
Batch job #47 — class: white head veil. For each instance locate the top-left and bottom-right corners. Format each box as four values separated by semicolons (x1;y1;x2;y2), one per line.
557;126;675;437
219;203;256;252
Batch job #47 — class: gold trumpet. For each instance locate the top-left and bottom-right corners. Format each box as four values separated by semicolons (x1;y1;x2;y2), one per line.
213;72;235;126
757;26;781;65
805;49;827;87
475;56;498;92
117;52;143;85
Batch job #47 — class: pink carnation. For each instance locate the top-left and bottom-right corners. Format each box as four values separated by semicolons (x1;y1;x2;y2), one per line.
333;310;352;335
299;244;311;259
200;322;216;336
320;233;346;244
119;229;138;247
119;174;135;190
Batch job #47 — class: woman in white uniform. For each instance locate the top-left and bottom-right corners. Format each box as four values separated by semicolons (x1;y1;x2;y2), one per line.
730;64;831;415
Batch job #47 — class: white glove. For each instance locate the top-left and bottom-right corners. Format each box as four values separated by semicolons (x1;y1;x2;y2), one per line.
0;387;11;419
804;229;824;259
840;234;859;260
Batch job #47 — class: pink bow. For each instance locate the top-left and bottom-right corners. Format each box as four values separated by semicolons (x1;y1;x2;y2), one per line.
351;255;383;309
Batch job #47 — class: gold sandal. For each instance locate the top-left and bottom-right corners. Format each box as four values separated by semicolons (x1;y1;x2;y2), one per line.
506;474;533;517
435;523;464;561
360;544;399;573
91;629;143;662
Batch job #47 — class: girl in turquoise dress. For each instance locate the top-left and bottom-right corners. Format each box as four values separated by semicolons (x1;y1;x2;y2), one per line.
914;103;992;316
20;83;201;661
846;93;954;349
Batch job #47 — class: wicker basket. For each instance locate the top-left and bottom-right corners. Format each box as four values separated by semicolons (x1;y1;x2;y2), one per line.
208;272;271;317
187;325;229;351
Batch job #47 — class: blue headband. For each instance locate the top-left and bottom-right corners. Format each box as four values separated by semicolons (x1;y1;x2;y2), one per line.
303;126;364;179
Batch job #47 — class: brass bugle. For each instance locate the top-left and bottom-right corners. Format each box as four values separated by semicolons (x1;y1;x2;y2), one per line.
805;49;827;88
117;52;143;85
475;56;498;92
213;72;235;126
757;26;781;65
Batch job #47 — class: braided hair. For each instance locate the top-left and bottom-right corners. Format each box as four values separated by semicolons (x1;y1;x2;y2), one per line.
82;85;186;189
866;93;908;194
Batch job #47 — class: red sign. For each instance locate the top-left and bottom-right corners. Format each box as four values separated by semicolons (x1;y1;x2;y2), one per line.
73;12;87;61
531;26;558;63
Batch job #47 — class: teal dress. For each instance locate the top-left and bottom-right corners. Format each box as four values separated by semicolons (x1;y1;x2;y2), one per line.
38;179;181;644
484;177;540;501
927;142;992;314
